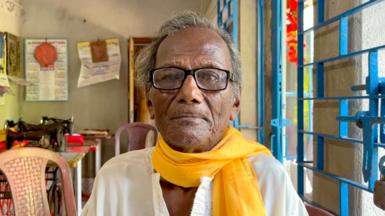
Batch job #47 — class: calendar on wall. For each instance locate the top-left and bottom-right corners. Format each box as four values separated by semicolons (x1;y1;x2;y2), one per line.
25;39;68;101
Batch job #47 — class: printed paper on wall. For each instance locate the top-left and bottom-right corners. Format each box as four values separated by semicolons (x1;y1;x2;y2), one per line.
77;38;121;88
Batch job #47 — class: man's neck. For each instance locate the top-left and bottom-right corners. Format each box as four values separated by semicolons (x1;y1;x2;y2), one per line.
160;177;198;216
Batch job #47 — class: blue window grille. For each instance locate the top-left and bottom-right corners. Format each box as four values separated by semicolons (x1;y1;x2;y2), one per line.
297;0;385;215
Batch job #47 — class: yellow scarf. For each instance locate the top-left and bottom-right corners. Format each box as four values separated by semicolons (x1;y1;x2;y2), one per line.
152;127;271;216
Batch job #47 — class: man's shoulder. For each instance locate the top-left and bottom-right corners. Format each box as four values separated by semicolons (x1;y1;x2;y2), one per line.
249;153;285;171
248;153;288;185
82;148;155;215
98;147;154;178
248;154;308;216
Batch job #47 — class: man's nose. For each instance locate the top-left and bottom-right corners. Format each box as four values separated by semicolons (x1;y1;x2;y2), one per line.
175;75;203;104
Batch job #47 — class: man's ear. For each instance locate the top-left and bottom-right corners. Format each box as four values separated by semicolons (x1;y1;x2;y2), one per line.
230;95;240;121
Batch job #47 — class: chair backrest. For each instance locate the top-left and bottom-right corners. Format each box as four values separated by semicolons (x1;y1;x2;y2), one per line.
0;147;76;216
305;203;335;216
115;122;158;155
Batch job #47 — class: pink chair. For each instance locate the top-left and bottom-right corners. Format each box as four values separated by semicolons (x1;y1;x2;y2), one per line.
0;147;76;216
115;122;158;155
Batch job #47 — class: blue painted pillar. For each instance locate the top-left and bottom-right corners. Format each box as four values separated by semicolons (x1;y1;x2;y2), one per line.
257;0;265;143
316;0;325;172
366;51;379;190
297;0;305;197
271;0;283;162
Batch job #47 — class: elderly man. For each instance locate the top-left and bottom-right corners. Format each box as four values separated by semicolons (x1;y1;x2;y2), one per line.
82;12;308;216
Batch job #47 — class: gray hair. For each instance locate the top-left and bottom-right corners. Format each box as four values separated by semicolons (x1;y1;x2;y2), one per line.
135;11;241;96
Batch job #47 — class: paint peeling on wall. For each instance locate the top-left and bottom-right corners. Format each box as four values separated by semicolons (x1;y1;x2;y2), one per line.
0;0;23;16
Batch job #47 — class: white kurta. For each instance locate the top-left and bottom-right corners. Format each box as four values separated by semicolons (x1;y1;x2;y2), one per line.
82;147;309;216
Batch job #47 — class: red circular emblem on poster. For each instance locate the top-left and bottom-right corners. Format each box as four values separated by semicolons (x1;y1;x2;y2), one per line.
34;42;57;67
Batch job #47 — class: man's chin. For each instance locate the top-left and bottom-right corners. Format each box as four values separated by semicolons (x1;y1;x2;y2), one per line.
162;128;212;151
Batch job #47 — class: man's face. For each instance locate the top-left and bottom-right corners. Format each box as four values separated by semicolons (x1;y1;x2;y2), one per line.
147;27;240;153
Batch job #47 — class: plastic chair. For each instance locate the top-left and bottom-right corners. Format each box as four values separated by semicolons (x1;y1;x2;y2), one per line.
0;147;76;216
115;122;158;155
305;203;335;216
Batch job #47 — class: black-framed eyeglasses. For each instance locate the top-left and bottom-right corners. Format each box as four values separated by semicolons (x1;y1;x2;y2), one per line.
149;67;234;91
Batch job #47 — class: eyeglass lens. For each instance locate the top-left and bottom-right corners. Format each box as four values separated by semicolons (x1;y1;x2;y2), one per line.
152;68;228;91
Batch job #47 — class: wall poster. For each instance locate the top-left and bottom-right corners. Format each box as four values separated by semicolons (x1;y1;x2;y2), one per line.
5;32;20;77
25;39;68;101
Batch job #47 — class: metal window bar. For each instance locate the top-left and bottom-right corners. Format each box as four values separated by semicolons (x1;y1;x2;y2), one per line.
297;0;385;215
217;0;238;49
301;129;385;147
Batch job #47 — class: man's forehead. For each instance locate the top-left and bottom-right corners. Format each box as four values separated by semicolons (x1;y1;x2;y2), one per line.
158;27;228;52
154;56;226;69
155;27;231;67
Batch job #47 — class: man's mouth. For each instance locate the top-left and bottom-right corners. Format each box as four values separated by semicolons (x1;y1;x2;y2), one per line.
170;114;208;122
